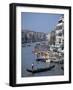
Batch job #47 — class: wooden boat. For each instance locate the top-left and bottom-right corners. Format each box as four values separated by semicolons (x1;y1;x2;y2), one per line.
26;65;55;73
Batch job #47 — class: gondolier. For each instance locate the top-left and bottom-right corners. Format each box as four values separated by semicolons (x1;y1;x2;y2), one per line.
32;63;34;71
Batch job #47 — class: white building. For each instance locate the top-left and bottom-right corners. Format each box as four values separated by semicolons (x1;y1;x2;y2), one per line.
55;16;64;47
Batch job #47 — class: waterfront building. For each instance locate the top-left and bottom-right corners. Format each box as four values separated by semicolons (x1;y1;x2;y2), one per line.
46;31;56;45
55;16;64;47
22;30;46;43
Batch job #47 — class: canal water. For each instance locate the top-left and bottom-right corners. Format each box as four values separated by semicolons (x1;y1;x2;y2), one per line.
21;42;64;77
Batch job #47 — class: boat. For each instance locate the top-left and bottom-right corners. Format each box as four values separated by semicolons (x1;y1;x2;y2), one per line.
22;44;26;47
36;58;46;62
27;44;31;46
34;50;49;62
51;59;64;64
26;65;55;73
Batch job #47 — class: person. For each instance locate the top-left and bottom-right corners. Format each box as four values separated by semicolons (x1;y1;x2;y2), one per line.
32;63;34;71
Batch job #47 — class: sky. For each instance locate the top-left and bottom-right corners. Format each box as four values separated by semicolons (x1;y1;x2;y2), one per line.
21;12;63;33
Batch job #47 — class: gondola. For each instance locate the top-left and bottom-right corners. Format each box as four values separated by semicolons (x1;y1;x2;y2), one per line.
26;65;55;73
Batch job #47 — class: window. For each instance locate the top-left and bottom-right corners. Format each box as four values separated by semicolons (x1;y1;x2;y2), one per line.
56;25;63;30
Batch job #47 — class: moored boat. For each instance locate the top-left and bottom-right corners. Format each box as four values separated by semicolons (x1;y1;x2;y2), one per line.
35;51;50;62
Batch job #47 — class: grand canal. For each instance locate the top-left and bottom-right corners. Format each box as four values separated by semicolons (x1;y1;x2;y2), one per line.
21;42;64;77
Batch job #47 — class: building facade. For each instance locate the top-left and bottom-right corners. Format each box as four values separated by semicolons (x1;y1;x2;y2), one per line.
22;30;46;44
55;16;64;46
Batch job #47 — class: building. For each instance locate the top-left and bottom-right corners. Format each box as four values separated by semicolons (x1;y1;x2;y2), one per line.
46;32;51;42
22;30;46;44
50;31;56;45
55;16;64;46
